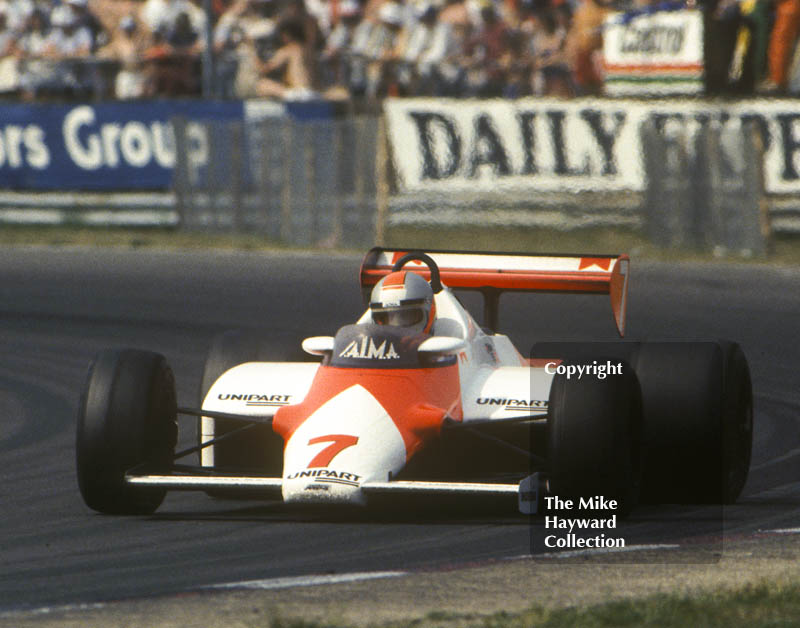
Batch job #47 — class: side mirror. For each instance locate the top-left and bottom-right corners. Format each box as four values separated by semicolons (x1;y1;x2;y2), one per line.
302;336;335;356
418;336;466;357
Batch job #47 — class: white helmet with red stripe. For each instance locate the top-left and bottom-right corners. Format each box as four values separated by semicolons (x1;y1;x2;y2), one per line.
370;271;436;334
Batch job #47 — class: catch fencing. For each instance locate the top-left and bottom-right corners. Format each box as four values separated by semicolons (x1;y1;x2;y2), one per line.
641;119;770;257
171;111;775;255
173;115;384;249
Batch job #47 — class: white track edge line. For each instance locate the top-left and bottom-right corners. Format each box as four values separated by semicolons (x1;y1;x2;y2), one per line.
205;570;409;591
503;543;682;561
539;543;682;559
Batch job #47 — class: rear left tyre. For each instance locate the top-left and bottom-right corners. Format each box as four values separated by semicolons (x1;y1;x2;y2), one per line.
76;349;177;514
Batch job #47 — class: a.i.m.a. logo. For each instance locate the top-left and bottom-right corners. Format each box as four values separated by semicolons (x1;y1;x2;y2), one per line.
339;337;400;360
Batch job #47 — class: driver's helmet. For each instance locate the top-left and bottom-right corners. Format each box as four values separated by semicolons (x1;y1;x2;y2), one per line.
370;271;436;334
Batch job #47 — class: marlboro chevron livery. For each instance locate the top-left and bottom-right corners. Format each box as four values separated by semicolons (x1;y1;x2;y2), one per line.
76;248;753;516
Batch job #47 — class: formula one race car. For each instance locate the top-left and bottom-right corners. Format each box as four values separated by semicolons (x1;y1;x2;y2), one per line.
76;248;753;516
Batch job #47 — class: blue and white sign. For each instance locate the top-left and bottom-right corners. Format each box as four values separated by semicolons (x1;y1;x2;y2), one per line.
0;101;243;190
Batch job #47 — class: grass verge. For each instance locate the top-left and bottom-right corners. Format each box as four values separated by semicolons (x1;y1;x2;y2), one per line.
0;224;799;265
267;580;800;628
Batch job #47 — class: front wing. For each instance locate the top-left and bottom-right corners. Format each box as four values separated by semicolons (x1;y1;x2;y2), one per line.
124;471;537;510
140;406;546;512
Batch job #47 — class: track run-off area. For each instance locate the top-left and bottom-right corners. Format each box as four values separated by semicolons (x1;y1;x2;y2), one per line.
0;247;798;623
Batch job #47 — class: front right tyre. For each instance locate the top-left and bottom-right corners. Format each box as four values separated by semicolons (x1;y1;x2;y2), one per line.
76;349;177;515
546;359;643;515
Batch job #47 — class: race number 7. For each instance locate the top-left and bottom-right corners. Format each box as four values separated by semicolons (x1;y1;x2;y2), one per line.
307;434;359;468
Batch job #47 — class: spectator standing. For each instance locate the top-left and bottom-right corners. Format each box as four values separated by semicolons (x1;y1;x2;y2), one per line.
16;9;53;99
463;0;510;96
366;0;405;97
530;7;571;96
141;0;195;35
764;0;800;90
564;0;608;95
439;0;470;25
167;11;201;52
101;15;146;98
418;0;473;95
186;0;209;45
726;0;769;92
213;0;250;97
46;4;92;56
703;0;740;93
0;2;20;93
320;0;360;90
214;0;279;97
256;17;316;98
142;18;200;96
305;0;333;37
348;0;404;97
6;0;34;33
64;0;107;51
393;1;439;94
279;0;323;53
44;3;93;96
237;0;279;59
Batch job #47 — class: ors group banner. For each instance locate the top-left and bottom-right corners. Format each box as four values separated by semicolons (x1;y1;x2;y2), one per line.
384;98;800;195
603;9;704;96
0;101;243;190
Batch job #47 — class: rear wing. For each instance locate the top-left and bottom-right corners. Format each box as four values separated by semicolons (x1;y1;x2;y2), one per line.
360;248;629;336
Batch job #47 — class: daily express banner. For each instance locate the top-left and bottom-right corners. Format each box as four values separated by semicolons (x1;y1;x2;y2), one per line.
0;101;243;190
384;98;800;195
603;9;704;96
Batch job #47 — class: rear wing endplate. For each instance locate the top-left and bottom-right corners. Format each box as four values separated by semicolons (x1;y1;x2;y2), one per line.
360;248;629;336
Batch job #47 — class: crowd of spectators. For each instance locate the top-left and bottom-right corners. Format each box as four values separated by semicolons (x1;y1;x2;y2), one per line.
0;0;799;101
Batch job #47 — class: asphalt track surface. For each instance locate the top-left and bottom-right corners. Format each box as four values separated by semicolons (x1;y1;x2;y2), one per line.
0;247;798;612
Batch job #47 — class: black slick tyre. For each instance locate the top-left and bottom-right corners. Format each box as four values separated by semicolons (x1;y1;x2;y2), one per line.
534;340;754;504
198;330;285;474
635;341;753;504
546;359;642;515
717;341;753;504
76;349;177;515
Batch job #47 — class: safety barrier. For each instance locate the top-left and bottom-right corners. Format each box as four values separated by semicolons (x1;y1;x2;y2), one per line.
1;98;799;252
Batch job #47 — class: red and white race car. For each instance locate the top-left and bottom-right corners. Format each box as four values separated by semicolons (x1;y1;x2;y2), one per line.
76;248;753;515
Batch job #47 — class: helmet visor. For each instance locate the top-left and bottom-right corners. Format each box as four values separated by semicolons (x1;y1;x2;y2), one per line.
373;308;424;327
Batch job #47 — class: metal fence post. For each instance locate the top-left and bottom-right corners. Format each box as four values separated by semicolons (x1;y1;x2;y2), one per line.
702;119;770;257
305;122;317;244
280;118;293;242
230;120;243;231
171;116;188;228
641;117;692;248
330;119;344;247
375;115;389;246
737;120;769;257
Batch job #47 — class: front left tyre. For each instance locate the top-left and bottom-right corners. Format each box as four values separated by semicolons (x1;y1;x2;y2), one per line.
76;349;177;514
